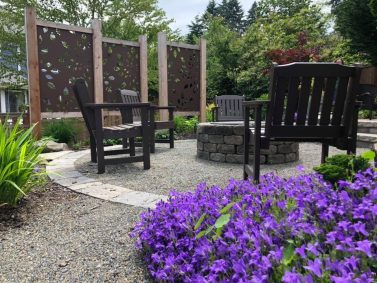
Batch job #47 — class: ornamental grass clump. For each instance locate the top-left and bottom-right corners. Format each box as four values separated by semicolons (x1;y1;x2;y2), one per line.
132;170;377;282
0;119;46;207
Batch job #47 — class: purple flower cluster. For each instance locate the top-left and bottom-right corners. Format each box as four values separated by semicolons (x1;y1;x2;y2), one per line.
132;169;377;282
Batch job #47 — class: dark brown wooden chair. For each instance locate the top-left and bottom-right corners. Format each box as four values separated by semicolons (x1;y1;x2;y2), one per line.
243;63;362;182
72;79;152;174
212;95;245;121
118;89;175;153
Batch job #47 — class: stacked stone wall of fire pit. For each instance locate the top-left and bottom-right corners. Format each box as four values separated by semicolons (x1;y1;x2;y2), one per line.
197;123;299;164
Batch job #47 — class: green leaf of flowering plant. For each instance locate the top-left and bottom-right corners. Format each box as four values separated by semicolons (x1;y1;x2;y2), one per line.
215;214;231;229
194;213;206;230
220;202;236;214
282;244;296;266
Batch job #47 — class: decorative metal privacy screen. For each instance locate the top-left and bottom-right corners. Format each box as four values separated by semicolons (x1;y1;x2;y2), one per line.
102;42;140;103
37;26;94;112
167;46;200;111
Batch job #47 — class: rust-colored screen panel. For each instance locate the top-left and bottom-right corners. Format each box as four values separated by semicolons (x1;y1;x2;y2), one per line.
102;42;140;103
37;26;94;112
167;46;200;111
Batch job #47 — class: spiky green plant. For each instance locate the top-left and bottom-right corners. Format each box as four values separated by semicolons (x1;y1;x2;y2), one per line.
0;118;46;207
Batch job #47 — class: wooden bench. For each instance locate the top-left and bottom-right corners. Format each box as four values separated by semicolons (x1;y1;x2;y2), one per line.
243;63;362;182
212;95;245;121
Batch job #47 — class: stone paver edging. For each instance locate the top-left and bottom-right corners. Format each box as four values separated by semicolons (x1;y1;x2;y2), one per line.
43;150;167;208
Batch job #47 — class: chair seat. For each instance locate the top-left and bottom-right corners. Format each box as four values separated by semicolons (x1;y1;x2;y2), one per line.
103;123;141;131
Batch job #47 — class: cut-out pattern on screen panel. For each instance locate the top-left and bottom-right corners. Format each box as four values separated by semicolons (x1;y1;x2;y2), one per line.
102;43;140;103
167;46;200;111
37;26;94;112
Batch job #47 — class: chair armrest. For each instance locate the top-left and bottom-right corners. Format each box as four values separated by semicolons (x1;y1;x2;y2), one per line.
85;103;151;109
151;105;176;111
243;100;270;108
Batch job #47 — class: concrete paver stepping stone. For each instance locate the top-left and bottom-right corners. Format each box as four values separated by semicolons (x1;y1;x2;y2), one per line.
44;150;167;209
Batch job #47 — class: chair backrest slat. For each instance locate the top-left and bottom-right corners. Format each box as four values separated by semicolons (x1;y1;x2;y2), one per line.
284;77;300;125
215;95;245;121
331;77;350;125
319;77;337;125
118;89;141;121
308;77;325;125
296;77;312;125
266;62;361;139
72;79;95;132
272;77;289;125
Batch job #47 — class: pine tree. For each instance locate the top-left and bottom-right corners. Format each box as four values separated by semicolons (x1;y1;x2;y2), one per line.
187;0;219;43
187;16;205;44
245;2;258;26
205;0;219;17
218;0;245;33
331;0;377;64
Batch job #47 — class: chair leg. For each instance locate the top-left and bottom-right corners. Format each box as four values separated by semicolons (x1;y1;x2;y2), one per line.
253;140;261;183
243;106;250;180
122;138;128;149
129;138;135;156
347;142;357;155
150;128;155;154
169;128;174;148
96;136;105;174
142;130;151;170
90;134;97;163
321;143;329;164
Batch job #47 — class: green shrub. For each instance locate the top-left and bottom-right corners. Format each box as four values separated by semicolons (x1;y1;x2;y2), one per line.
314;153;371;184
174;116;199;134
206;103;215;122
43;119;77;144
155;129;171;140
103;139;122;146
0;119;46;207
359;109;376;119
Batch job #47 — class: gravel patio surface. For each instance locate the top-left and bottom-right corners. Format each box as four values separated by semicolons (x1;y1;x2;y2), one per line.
0;141;369;282
75;140;368;196
0;182;151;283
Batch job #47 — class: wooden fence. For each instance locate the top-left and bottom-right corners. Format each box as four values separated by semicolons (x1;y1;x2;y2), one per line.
25;7;208;138
158;32;206;122
25;6;148;137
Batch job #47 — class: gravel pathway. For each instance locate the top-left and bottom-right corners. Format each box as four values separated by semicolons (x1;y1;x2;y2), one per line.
75;140;368;196
0;183;151;283
1;141;369;282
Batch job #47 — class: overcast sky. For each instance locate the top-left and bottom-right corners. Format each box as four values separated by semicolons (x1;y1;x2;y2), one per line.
158;0;256;35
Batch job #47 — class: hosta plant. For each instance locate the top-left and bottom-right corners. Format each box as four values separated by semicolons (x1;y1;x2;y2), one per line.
0;119;46;207
132;169;377;282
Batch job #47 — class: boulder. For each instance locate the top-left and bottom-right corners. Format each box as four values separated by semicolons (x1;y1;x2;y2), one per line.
38;140;69;153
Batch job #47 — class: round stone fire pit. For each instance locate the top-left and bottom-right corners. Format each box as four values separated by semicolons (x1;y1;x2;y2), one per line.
197;122;299;164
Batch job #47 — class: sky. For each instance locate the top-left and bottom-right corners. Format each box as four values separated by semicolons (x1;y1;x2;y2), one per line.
158;0;256;35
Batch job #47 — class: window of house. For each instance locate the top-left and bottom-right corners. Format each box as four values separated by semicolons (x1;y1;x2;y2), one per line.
4;90;26;113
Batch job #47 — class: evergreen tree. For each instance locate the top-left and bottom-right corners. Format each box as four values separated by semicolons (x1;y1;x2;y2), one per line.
205;0;219;18
331;0;377;64
187;0;219;43
246;2;258;26
218;0;245;33
187;16;205;44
